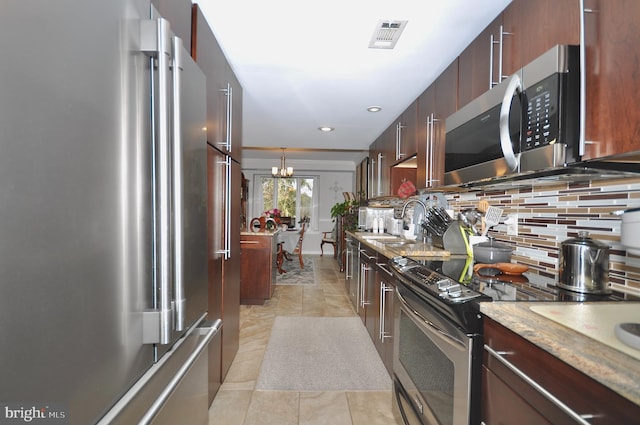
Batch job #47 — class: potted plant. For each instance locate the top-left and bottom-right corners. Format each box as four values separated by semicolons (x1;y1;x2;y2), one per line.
330;200;358;231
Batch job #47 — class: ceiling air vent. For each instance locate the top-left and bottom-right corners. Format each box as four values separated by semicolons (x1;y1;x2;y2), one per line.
368;20;408;49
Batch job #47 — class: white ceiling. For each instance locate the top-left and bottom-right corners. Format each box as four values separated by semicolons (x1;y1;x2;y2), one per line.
195;0;512;164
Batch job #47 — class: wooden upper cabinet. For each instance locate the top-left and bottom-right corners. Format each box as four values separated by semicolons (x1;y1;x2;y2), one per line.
416;60;458;190
396;101;418;164
226;64;243;162
368;138;381;198
378;126;395;196
459;0;580;109
458;15;504;109
191;5;242;159
582;0;640;160
416;84;434;190
501;0;580;76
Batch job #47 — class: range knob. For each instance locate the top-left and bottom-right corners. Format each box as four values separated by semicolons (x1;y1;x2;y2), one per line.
436;279;454;291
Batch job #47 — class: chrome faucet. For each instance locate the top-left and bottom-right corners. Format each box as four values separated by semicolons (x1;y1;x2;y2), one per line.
400;198;428;242
401;198;427;219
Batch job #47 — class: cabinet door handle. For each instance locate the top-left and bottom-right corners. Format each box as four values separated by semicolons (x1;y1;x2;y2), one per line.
484;344;594;424
578;0;598;156
359;250;376;261
376;153;384;196
376;263;393;277
379;282;393;342
345;248;352;279
239;240;259;244
489;25;511;88
425;114;432;187
218;83;232;151
396;122;405;161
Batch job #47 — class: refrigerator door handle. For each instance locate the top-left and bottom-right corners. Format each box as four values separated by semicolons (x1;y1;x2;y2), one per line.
172;35;186;332
138;319;221;425
98;317;221;425
141;17;174;344
155;17;174;345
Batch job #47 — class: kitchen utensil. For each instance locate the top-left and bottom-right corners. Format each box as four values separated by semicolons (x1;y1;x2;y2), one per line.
558;231;611;294
481;205;503;236
478;199;489;213
611;207;640;255
472;237;513;263
474;262;529;275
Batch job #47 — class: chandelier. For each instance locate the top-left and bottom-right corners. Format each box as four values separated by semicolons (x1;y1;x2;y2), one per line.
272;148;293;177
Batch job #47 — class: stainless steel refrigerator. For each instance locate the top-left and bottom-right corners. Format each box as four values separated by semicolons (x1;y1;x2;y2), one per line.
0;1;217;424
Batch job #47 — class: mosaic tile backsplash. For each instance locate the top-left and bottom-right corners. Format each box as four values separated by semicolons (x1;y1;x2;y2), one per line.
445;177;640;298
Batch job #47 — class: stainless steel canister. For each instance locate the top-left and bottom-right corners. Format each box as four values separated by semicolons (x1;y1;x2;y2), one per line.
558;231;611;294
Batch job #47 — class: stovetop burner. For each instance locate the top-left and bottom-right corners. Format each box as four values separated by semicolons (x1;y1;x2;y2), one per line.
390;256;620;304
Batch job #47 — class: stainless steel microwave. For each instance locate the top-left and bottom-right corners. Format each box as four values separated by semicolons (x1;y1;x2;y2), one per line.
444;44;580;186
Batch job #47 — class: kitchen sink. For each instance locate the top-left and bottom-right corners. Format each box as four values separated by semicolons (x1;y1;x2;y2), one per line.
354;232;401;240
379;240;416;247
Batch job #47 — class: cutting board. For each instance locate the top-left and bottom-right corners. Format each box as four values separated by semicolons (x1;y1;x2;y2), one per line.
530;303;640;361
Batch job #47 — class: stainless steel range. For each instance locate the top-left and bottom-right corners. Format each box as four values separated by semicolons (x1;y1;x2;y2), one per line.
389;256;489;425
388;256;621;425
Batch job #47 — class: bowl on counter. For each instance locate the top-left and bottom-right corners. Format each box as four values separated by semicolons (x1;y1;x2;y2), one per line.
472;237;513;263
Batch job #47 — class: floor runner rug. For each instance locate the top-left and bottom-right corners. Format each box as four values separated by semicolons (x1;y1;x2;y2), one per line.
256;317;392;391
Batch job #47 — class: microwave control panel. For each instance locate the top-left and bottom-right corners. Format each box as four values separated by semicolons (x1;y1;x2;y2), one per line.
523;74;559;151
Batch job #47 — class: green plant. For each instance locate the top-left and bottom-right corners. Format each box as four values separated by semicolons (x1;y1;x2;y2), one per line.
330;200;356;218
330;200;358;231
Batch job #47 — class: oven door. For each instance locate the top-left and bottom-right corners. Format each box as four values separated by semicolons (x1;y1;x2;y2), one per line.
393;282;476;425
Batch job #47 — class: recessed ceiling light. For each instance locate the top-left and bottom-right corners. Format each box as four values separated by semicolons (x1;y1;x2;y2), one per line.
318;126;334;132
367;106;382;112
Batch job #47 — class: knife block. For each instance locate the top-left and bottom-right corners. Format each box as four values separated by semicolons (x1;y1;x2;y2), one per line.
431;222;469;255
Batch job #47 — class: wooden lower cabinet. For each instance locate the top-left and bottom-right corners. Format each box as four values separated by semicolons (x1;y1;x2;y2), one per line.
374;258;395;375
359;246;378;334
240;232;277;304
482;317;640;425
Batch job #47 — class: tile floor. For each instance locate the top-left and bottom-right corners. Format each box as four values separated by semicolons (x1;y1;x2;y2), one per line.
208;255;401;425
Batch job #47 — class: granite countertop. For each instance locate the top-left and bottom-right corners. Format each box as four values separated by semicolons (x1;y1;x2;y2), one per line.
347;230;452;259
481;302;640;406
240;228;281;237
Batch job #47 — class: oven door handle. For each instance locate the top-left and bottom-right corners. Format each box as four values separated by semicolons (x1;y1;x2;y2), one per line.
396;287;466;348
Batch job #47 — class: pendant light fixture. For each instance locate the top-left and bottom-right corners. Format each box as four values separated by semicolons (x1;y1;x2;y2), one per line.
272;148;293;177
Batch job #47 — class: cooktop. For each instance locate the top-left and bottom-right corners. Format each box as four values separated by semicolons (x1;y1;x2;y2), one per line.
416;257;621;302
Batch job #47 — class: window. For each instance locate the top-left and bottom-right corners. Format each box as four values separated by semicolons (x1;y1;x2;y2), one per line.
257;176;318;229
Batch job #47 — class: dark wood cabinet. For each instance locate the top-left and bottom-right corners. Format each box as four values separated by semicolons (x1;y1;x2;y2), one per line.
396;101;418;164
501;0;580;77
416;60;458;190
239;233;277;304
458;0;579;109
373;257;395;375
359;245;377;332
482;317;640;425
457;16;504;108
194;5;243;400
582;0;640;160
355;157;369;202
192;5;242;160
369;138;388;198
